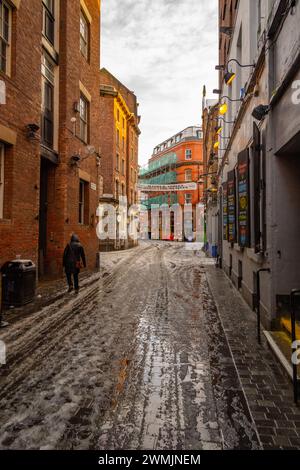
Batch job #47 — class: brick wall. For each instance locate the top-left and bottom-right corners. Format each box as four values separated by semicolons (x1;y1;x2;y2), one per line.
99;69;140;205
0;0;41;267
0;0;102;278
219;0;238;87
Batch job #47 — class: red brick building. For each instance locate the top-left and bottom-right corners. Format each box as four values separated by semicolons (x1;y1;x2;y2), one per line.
140;127;204;205
99;68;140;250
139;126;204;240
0;0;101;277
218;0;238;86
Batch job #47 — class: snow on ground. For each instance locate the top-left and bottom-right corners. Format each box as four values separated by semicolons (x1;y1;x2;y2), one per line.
0;241;258;450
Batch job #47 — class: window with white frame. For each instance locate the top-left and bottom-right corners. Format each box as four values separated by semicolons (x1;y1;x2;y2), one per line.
80;9;89;60
0;0;12;75
185;193;192;204
79;93;89;143
42;0;55;45
185;169;192;182
185;149;192;160
0;143;4;218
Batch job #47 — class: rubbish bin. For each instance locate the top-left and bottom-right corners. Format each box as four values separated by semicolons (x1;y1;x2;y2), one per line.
1;260;36;308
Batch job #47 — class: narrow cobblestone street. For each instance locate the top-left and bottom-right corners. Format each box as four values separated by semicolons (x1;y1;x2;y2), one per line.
0;242;299;450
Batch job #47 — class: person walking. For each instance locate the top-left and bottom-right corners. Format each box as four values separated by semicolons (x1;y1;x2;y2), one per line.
63;234;86;294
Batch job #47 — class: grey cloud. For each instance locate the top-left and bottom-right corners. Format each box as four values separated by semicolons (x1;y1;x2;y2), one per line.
101;0;218;164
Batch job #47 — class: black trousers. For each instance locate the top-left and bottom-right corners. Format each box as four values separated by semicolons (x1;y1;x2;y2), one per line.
66;271;79;290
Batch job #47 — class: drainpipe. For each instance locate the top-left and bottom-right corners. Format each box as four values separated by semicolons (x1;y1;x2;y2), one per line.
290;289;300;405
256;268;271;344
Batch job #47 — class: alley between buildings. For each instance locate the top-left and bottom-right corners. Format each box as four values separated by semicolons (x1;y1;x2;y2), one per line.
0;242;299;450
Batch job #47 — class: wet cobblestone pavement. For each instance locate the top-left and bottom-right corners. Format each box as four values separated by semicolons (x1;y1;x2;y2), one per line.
207;267;300;450
0;242;297;450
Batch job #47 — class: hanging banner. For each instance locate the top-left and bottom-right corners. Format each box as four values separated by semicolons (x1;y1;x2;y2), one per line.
222;182;228;241
138;182;197;192
227;170;236;243
237;149;250;248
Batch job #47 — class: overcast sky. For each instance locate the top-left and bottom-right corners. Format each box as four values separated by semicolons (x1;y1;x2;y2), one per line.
101;0;218;165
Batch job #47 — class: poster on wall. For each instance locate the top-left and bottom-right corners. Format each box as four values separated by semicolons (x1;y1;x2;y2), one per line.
237;149;250;248
227;170;236;243
222;182;228;241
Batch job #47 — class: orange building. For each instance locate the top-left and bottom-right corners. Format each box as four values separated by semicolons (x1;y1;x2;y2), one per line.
139;126;204;239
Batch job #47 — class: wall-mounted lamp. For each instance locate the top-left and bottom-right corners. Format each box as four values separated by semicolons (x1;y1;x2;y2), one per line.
26;123;40;140
219;103;228;115
224;59;256;86
70;154;81;166
220;95;243;103
224;71;236;86
252;104;270;121
217;117;235;124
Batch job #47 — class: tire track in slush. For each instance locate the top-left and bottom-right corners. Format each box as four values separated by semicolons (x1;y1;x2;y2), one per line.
0;243;154;396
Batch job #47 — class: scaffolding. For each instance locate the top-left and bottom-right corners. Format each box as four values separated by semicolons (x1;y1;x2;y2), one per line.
141;194;178;209
139;153;177;178
139;152;179;210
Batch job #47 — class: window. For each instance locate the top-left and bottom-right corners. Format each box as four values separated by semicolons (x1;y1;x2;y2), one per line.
115;180;119;200
80;10;89;60
79;179;89;225
121;183;125;196
185;169;192;182
41;53;55;148
0;0;11;75
185;193;192;204
116;153;119;171
0;143;4;218
131;147;134;161
79;93;89;143
185;149;192;160
121;159;125;176
42;0;55;45
122;136;125;151
116;128;120;147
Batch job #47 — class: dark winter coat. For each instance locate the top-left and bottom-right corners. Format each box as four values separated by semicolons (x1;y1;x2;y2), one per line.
63;235;86;274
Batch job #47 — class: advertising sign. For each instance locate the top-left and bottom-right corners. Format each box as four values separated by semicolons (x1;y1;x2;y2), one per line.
227;170;236;244
222;182;228;241
237;149;250;248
